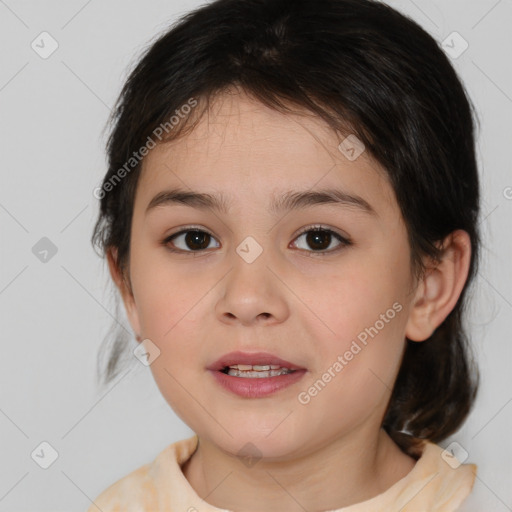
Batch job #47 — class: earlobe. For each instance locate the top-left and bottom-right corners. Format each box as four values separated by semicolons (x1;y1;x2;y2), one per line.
405;230;471;342
106;247;142;341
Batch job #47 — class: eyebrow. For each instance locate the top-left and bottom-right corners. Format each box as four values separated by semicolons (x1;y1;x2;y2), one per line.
145;187;377;217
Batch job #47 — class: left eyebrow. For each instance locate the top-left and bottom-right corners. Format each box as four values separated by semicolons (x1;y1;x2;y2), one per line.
145;187;377;217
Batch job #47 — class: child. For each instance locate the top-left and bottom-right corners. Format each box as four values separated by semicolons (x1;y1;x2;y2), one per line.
89;0;481;510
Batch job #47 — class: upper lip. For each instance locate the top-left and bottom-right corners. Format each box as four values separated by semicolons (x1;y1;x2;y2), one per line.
208;351;306;371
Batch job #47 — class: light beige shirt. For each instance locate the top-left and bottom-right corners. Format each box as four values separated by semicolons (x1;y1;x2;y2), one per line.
87;434;476;511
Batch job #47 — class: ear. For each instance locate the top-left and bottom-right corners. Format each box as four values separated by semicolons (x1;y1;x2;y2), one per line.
107;247;142;341
405;230;472;342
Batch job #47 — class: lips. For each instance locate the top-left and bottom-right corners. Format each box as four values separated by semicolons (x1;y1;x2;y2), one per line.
207;351;305;372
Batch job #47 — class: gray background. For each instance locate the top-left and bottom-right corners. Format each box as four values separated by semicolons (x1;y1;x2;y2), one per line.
0;0;510;510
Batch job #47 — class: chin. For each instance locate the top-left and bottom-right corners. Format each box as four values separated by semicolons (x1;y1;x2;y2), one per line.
209;427;305;461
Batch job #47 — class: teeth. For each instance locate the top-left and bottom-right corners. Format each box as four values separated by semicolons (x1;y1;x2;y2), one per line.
228;364;282;371
223;363;296;377
226;368;293;378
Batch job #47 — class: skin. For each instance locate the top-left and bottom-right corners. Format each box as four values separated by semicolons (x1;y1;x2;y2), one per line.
108;88;471;511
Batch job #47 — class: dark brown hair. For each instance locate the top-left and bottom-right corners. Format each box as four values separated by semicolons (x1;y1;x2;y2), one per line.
92;0;480;457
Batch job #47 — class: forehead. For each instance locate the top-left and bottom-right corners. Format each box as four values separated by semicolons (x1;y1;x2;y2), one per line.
136;91;398;219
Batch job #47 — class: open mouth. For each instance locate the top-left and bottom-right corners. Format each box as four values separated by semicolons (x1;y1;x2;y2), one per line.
208;351;306;396
219;364;296;379
210;361;307;398
220;364;296;378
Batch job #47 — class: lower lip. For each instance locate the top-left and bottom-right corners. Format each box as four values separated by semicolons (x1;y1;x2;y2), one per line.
209;369;307;398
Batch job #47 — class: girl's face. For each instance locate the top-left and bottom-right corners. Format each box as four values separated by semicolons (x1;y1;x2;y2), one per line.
118;91;419;459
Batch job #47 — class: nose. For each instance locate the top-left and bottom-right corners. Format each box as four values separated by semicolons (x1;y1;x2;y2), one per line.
215;243;290;326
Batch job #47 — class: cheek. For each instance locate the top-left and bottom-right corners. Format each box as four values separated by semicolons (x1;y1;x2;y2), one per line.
130;245;206;337
297;254;408;413
307;260;405;344
131;258;210;423
298;307;406;434
129;250;216;380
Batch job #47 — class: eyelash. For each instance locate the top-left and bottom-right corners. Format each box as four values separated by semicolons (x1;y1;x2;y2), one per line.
161;224;352;257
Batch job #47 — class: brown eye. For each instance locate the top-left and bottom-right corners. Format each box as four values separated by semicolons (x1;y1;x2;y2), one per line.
165;229;219;252
305;230;331;250
292;227;351;255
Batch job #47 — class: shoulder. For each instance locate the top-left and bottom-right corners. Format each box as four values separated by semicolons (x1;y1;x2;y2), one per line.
402;441;477;511
85;435;199;512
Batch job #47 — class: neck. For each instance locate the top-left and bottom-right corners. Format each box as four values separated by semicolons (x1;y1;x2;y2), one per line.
181;426;416;511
